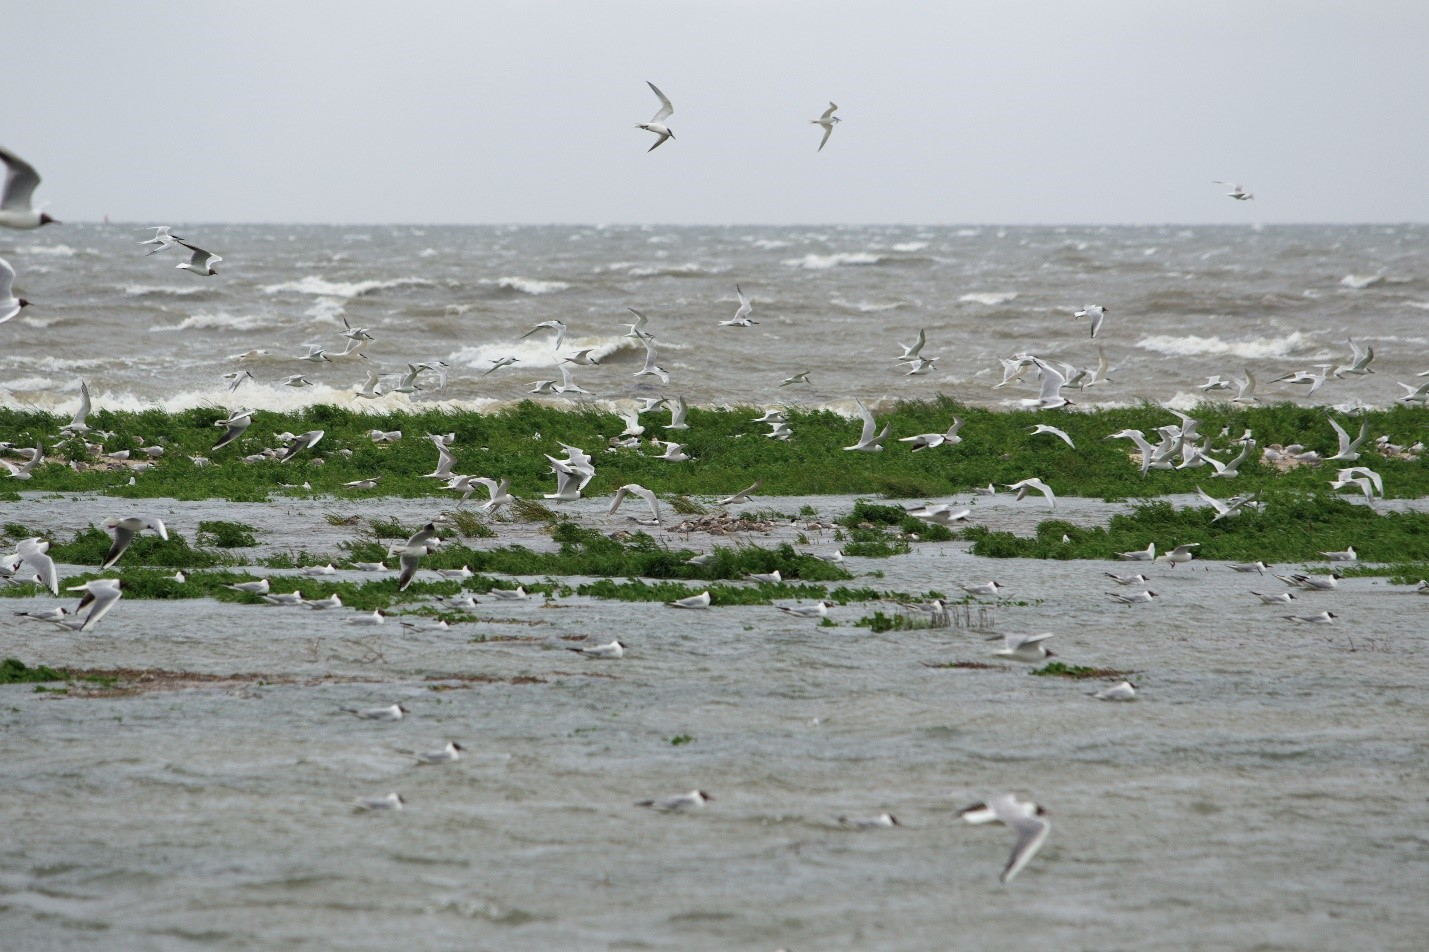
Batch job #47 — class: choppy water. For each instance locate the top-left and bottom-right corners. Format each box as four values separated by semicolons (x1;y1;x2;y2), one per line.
3;223;1428;417
2;491;1427;950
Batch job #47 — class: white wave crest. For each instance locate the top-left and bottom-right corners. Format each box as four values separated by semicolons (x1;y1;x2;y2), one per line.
892;241;929;252
1339;274;1384;289
959;292;1019;306
13;244;77;256
782;252;884;270
449;334;638;371
479;276;570;295
122;284;211;297
830;297;908;313
1136;331;1310;359
261;275;433;297
751;238;791;250
0;375;59;392
150;311;276;333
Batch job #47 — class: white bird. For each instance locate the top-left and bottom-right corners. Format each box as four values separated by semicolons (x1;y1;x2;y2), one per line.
636;81;676;151
745;570;782;584
15;538;58;595
1335;338;1375;377
140;226;184;256
1284;611;1337;624
423;436;458;479
1252;591;1296;605
0;444;44;480
810;101;841;151
837;813;899;830
961;581;1004;597
1104;572;1151;586
520;319;568;351
1320;545;1357;562
654;440;690;462
301;562;338;577
637;790;711;812
899;419;964;451
488;586;529;600
262;590;305;606
993;632;1054;663
718;480;763;505
1092;681;1137;702
1397;380;1429;404
1230;561;1271;574
903;355;937;376
634;336;672;384
622;306;654;340
349;610;387;626
610;483;662;523
482;355;519;376
668;590;711;609
566;639;625;659
844;398;890;452
212;408;254;451
304;593;343;610
101;516;169;569
225;578;270;595
960;794;1051;884
0;146;58;229
0;257;29;323
343;477;381;490
780;371;812;387
1025;358;1073;409
1107;589;1158;604
394;523;440;592
1232;368;1259;404
1073;304;1106;338
777;601;830;619
894;328;926;362
355;792;404;812
344;703;408;721
1006;477;1056;510
278;429;324;463
62;381;92;433
1214;181;1255;200
1199;375;1231;391
665;395;690;431
175;240;221;275
1326;416;1370;462
283;375;313;388
721;284;757;326
1118;542;1156;562
413;742;465;764
1161;542;1200;568
66;578;124;631
1029;424;1075;449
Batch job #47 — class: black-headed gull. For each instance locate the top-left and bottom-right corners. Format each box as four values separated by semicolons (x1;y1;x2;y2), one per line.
637;790;710;812
0;257;29;323
566;639;625;659
1092;681;1137;701
101;516;169;569
0;146;57;229
993;633;1054;662
175;240;221;275
960;794;1050;884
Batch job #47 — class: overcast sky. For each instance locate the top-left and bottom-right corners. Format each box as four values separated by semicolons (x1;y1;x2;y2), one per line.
6;1;1428;225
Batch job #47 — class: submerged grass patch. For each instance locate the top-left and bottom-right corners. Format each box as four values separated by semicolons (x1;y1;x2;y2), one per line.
1030;662;1135;679
0;400;1423;501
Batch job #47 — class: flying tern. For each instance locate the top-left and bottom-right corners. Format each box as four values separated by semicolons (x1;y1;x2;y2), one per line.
636;81;676;151
810;101;841;151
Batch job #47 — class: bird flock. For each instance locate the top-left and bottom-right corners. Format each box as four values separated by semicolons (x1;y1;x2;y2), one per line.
2;114;1427;891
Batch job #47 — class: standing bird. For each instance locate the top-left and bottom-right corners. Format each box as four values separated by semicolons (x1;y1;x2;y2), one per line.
810;101;841;152
0;146;58;229
636;81;676;151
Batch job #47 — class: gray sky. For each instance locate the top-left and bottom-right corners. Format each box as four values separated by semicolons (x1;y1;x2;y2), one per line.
7;1;1428;224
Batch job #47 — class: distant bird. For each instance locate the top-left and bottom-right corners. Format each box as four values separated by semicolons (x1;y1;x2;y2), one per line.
482;356;518;376
894;328;927;363
993;632;1054;663
717;480;763;506
0;256;29;324
1214;181;1255;201
960;794;1051;884
745;570;782;584
566;639;625;659
1335;338;1375;377
720;284;757;326
1104;572;1151;586
780;371;812;387
838;814;899;829
622;307;654;340
1006;477;1056;510
225;578;270;595
777;601;830;619
1108;589;1158;604
899;418;964;451
0;146;58;229
1283;610;1336;624
1325;416;1369;462
1118;542;1156;562
413;742;465;764
520;319;568;351
810;101;841;151
1073;304;1106;338
637;789;710;812
345;703;408;721
636;81;676;151
1251;591;1296;605
175;240;221;275
961;581;1004;597
1029;424;1075;449
1092;681;1137;702
101;516;168;569
140;225;184;256
354;793;404;812
668;591;711;609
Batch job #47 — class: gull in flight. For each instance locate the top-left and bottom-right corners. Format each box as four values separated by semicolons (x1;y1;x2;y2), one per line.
1073;304;1106;338
718;479;763;506
810;101;841;151
0;447;41;481
0;146;58;229
482;355;518;376
961;794;1051;884
780;370;811;387
62;578;124;631
992;632;1054;662
140;225;184;256
1029;424;1075;449
1213;181;1255;200
1160;542;1200;567
0;257;29;324
844;398;890;452
1397;380;1429;404
393;522;441;591
1195;486;1261;522
212;408;255;450
101;516;168;569
520;319;567;351
278;430;325;463
15;538;59;594
175;240;221;276
637;790;711;812
720;284;757;326
610;483;662;523
905;503;970;527
1006;477;1055;510
63;381;92;434
636;81;676;151
899;418;963;451
1024;358;1074;409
